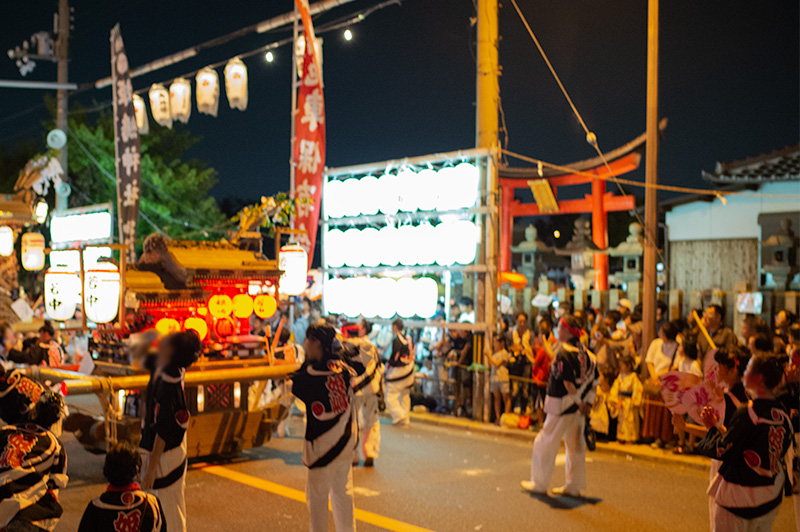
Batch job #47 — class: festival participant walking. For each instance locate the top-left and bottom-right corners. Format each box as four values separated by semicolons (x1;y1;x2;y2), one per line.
384;318;414;427
140;331;201;532
522;314;598;496
343;320;383;467
79;442;165;532
697;354;792;532
291;324;357;532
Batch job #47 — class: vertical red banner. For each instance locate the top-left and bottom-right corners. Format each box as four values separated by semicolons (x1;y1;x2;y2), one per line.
293;0;325;267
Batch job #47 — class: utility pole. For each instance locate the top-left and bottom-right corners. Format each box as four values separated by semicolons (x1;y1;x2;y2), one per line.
55;0;71;211
642;0;659;348
476;0;499;422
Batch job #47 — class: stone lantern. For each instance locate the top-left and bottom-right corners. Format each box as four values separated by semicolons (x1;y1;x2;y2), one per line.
510;224;550;315
556;218;603;291
762;218;799;290
611;222;645;284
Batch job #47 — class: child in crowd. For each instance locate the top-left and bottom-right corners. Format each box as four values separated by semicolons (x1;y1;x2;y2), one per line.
79;442;165;531
676;334;703;377
590;369;615;440
609;353;643;443
488;334;511;424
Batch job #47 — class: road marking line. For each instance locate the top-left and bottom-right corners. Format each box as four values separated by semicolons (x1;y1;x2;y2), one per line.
200;464;434;532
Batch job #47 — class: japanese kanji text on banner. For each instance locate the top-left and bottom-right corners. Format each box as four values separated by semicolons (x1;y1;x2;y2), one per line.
293;0;325;267
110;24;142;261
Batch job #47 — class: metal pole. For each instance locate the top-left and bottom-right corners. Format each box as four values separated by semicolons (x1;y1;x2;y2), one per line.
0;80;77;90
642;0;659;348
55;0;71;211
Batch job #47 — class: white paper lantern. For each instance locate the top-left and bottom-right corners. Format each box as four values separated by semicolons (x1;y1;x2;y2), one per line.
169;78;192;124
324;229;344;268
224;57;248;111
148;84;172;128
376;277;398;319
416;223;437;266
452;220;479;264
44;265;80;321
342;277;366;318
436;166;459;211
195;67;220;117
453;162;480;208
360;228;381;267
279;243;309;296
340;179;360;218
416;169;438;211
0;227;14;257
396;168;417;212
377;172;400;215
358;176;379;215
324;277;344;314
325;180;344;219
132;94;149;134
396;277;417;318
21;232;45;271
84;262;120;324
416;277;439;318
377;226;400;266
343;228;363;267
398;225;420;266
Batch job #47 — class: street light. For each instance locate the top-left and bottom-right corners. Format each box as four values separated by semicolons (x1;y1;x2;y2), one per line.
343;29;353;41
264;51;274;63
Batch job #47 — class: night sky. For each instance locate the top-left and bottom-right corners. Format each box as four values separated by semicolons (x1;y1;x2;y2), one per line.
1;0;798;205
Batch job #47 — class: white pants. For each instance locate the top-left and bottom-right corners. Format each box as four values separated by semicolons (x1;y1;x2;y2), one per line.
355;394;381;459
713;504;780;532
708;459;721;532
529;412;586;493
306;456;356;532
385;383;410;426
142;438;187;532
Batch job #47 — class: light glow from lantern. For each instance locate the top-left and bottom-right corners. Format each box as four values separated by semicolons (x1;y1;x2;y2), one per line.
50;210;113;248
84;262;120;324
184;317;209;340
265;51;274;63
279;244;309;296
156;318;181;336
253;294;277;319
232;294;254;318
21;232;45;271
35;199;49;224
44;265;80;321
0;227;14;257
208;294;233;318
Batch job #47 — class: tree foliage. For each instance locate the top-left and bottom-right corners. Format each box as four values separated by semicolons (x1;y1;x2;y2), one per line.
66;106;229;244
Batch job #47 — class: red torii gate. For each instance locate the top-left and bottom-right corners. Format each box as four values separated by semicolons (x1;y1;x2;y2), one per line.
498;130;655;291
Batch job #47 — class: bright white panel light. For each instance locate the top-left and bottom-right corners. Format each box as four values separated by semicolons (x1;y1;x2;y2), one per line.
396;168;417;212
453;162;480;208
416;169;438;211
395;277;417;318
50;211;113;247
398;225;419;266
416;277;439;318
376;277;398;319
325;180;344;218
377;172;400;215
416;223;437;266
377;226;400;266
325;229;345;268
342;277;365;318
324;277;344;314
358;176;379;215
436;167;460;211
343;228;363;267
340;178;361;217
452;220;479;264
360;228;381;267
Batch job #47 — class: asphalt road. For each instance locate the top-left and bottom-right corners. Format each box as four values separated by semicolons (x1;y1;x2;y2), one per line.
54;413;796;532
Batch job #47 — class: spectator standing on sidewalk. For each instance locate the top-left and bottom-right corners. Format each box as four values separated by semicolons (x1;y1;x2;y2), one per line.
509;312;533;415
487;333;511;424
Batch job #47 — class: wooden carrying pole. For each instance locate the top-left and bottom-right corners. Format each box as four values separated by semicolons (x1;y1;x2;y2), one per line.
642;0;660;349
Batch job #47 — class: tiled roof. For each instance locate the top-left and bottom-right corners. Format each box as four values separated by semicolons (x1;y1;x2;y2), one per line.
165;240;281;280
702;144;800;184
